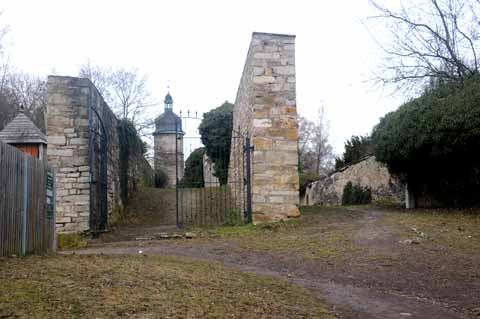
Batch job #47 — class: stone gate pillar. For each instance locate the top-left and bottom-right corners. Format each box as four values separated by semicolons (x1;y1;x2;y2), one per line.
231;32;300;222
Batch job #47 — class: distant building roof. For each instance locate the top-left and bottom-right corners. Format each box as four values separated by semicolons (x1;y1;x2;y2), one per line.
153;109;184;135
0;112;47;144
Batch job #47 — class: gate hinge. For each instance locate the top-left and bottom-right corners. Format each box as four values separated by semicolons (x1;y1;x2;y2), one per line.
244;145;254;153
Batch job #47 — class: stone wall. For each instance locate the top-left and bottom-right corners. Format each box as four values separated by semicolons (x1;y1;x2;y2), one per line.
230;32;300;222
305;156;404;206
47;76;153;233
203;153;219;186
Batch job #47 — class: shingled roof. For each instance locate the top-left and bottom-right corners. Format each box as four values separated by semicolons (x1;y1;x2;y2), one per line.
0;112;47;144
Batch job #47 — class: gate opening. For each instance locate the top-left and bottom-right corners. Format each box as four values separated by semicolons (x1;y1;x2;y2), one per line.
175;114;252;227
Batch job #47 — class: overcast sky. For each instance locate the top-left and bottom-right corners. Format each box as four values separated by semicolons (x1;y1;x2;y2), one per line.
1;0;405;155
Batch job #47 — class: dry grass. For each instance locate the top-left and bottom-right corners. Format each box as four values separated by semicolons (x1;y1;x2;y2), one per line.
0;254;334;319
379;208;480;253
195;206;362;261
117;188;177;226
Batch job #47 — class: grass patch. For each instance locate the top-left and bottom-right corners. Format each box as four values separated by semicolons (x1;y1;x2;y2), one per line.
56;233;88;250
232;228;357;261
379;208;480;253
0;254;334;319
116;187;176;226
191;206;361;261
300;205;363;220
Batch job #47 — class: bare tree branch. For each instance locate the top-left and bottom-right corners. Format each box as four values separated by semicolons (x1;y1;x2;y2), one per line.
79;59;112;100
366;0;480;93
298;106;334;176
79;61;158;135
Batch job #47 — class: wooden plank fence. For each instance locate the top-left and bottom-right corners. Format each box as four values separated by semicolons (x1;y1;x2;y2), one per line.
0;141;56;257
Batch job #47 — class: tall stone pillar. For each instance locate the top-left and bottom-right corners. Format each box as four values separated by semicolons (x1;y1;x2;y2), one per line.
231;32;300;222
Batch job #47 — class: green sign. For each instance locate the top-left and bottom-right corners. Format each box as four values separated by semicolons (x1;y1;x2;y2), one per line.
46;170;55;220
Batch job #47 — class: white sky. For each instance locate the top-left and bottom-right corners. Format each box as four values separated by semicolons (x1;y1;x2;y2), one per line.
1;0;406;155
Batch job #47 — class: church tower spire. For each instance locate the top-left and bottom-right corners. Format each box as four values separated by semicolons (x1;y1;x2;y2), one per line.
164;91;173;112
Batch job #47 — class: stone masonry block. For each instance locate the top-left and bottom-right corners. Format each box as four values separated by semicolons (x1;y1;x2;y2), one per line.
253;52;281;60
273;140;297;151
70;138;88;145
253;76;276;84
48;149;73;157
273;66;295;75
48;135;66;145
253;67;265;76
56;217;72;224
252;137;273;151
253;119;272;128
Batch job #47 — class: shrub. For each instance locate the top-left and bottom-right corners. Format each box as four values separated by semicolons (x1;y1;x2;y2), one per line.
335;135;373;170
372;76;480;207
342;181;372;205
119;119;148;203
198;101;233;185
179;148;205;188
154;168;169;188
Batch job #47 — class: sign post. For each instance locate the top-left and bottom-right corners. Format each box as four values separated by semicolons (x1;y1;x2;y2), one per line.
46;169;56;251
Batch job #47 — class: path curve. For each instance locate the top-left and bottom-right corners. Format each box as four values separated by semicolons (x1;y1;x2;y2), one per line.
67;208;472;319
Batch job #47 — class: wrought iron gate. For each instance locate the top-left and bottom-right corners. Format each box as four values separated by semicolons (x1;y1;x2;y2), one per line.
175;114;253;227
88;94;108;233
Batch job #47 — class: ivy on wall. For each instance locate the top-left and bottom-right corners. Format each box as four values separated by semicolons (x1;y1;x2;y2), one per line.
118;119;149;205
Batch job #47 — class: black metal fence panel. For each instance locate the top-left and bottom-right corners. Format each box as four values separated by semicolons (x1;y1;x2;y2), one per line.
175;114;252;227
0;141;56;256
88;92;109;233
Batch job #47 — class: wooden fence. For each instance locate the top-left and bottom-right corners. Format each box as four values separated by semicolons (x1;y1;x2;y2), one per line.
0;141;56;257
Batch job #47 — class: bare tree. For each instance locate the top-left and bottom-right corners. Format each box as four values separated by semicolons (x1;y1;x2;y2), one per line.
312;106;334;175
0;16;16;130
79;62;157;135
109;67;157;127
5;72;47;130
7;72;46;110
0;12;11;95
367;0;480;92
79;59;112;100
0;15;47;131
298;106;334;176
298;116;315;160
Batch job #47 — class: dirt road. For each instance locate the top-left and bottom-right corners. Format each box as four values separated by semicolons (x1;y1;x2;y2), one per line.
71;206;480;319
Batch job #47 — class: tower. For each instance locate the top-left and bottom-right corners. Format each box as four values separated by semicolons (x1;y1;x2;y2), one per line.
153;92;184;186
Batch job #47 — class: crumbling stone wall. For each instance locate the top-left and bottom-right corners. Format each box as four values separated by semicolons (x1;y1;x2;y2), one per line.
230;32;300;222
47;76;153;233
305;156;404;206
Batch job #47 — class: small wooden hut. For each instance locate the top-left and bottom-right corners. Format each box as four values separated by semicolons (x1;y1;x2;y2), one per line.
0;111;47;160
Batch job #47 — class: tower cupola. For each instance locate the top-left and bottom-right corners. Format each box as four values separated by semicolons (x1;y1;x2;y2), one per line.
154;91;183;134
164;92;173;111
